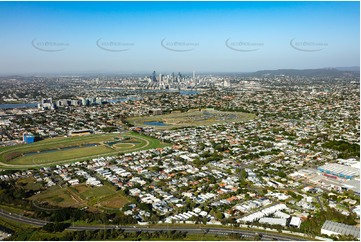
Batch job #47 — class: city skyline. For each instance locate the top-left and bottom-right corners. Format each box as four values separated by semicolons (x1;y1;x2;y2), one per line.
0;1;359;75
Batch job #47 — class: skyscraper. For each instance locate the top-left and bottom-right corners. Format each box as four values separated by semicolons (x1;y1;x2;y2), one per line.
152;71;157;82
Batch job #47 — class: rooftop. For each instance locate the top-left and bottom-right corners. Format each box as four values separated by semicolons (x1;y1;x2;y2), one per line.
321;220;360;239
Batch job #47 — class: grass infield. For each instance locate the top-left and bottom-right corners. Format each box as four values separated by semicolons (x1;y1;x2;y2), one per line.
0;132;169;169
127;109;255;129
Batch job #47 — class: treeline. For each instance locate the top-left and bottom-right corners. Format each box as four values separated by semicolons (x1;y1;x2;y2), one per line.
33;207;137;225
0;181;34;208
322;140;360;158
8;228;188;241
42;222;70;233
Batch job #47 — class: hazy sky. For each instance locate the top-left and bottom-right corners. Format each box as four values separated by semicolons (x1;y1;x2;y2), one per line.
0;1;359;75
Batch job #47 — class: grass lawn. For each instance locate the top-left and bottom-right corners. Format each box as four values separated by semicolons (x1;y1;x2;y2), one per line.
79;185;115;201
10;145;114;166
29;183;132;211
29;186;84;208
72;184;89;194
0;132;169;169
97;193;130;209
122;132;169;151
0;133;120;161
127;109;256;129
0;133;121;164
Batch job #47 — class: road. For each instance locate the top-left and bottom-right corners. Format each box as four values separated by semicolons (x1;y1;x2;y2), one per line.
0;209;308;241
315;195;325;211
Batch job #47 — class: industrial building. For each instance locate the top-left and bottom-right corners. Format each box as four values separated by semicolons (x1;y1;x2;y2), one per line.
318;163;359;180
321;220;360;239
23;133;35;144
259;217;287;227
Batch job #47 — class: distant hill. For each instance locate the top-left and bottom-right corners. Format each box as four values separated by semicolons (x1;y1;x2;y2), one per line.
334;66;360;71
249;67;359;78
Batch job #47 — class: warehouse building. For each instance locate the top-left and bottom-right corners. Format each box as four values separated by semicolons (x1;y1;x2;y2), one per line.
318;163;359;180
321;220;360;239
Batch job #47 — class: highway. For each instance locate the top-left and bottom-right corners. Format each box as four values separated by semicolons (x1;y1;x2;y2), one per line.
0;209;308;241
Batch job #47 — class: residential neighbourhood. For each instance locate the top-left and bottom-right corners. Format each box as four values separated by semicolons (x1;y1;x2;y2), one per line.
0;73;359;240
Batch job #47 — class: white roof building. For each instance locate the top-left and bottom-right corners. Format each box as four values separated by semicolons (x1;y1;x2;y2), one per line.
321;220;360;239
238;204;288;223
274;211;291;219
289;216;302;228
259;217;287;227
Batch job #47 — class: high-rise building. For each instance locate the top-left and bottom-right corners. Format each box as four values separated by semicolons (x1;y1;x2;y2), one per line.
42;98;52;104
40;98;52;110
152;71;157;82
178;72;182;82
193;71;195;80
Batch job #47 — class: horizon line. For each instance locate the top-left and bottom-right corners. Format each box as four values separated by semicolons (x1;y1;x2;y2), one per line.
0;66;359;77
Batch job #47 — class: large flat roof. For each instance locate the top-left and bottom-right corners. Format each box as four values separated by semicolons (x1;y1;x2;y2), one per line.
318;163;359;178
321;220;360;239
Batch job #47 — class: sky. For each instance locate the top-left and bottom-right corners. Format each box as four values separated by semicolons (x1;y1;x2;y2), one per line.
0;1;359;75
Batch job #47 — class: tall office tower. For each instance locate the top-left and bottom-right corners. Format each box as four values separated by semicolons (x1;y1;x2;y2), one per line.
152;71;157;82
178;72;182;82
172;72;175;83
159;74;163;83
193;71;195;80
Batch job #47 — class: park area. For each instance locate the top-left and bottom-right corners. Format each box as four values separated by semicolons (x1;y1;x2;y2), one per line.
127;109;256;129
0;132;168;169
28;183;131;212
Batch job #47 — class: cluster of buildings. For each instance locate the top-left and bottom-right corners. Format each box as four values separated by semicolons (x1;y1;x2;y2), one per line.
37;97;105;110
290;159;360;196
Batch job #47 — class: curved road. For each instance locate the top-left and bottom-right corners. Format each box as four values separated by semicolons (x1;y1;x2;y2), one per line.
0;209;308;241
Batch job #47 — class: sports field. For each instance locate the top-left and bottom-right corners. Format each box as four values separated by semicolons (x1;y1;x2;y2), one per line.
0;132;168;169
128;109;255;129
